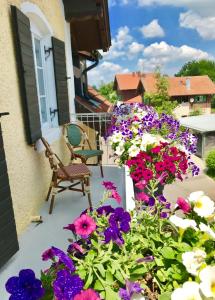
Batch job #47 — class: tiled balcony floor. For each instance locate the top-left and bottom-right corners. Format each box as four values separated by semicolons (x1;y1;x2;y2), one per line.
0;166;125;299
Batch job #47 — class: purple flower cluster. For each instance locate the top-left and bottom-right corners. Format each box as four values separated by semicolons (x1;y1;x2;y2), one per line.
53;270;84;300
108;103;198;155
104;207;131;246
119;280;143;300
5;269;44;300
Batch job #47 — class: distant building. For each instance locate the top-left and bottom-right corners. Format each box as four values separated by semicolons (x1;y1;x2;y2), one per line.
114;73;215;117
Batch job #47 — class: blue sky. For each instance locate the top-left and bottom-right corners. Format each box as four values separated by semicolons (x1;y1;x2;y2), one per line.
88;0;215;86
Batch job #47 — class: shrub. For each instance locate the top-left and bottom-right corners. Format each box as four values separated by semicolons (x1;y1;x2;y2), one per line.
189;109;202;116
206;149;215;171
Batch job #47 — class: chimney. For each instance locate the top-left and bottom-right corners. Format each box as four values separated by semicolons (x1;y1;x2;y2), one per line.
186;78;191;90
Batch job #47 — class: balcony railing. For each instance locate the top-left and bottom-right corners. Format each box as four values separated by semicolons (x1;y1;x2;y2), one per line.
70;113;115;165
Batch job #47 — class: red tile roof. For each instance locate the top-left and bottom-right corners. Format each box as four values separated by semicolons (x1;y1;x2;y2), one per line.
114;73;143;90
142;74;215;96
115;73;215;97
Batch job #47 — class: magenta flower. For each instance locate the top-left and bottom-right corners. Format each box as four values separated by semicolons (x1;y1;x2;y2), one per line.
74;214;96;237
135;180;147;189
136;192;149;203
176;197;191;214
74;289;101;300
102;181;117;190
42;248;54;261
111;189;122;204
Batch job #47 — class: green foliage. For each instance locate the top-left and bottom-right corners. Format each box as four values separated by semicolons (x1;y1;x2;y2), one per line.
189;109;202;116
144;69;177;115
206;149;215;171
212;96;215;109
175;59;215;82
98;82;119;104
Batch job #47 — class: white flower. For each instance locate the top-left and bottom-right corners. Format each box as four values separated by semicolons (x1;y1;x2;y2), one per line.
199;223;215;240
128;145;140;157
169;215;198;231
171;282;202;300
199;266;215;298
182;249;206;275
115;141;125;156
140;133;158;151
188;191;214;218
109;132;123;144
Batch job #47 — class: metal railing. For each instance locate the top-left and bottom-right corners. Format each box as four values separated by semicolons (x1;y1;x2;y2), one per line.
70;113;115;165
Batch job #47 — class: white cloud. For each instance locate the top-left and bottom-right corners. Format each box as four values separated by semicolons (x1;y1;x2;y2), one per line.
140;19;165;38
102;26;133;60
88;61;129;86
138;41;211;73
180;11;215;40
136;0;215;17
128;42;144;57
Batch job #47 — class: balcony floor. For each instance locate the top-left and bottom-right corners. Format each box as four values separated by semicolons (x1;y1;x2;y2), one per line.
0;166;125;298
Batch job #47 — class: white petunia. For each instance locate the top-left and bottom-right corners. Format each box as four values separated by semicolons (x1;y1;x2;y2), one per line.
182;249;206;275
115;141;125;156
140;133;158;151
171;281;202;300
199;223;215;240
109;132;123;144
188;191;214;218
169;215;198;231
199;266;215;298
128;145;140;157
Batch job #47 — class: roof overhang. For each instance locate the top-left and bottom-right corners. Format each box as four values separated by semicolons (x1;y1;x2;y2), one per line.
63;0;111;52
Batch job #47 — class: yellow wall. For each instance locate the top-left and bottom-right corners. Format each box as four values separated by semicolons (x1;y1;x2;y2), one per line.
0;0;71;234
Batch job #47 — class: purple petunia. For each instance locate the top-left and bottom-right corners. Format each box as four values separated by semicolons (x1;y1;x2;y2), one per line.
104;226;124;246
97;205;115;216
5;269;44;300
53;270;84;300
52;247;76;272
102;181;117;190
109;207;131;233
42;248;55;261
119;280;143;300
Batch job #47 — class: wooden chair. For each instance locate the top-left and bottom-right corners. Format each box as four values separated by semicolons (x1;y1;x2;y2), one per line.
64;123;104;177
41;137;92;214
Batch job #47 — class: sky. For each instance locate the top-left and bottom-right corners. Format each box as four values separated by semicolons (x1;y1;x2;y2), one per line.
88;0;215;87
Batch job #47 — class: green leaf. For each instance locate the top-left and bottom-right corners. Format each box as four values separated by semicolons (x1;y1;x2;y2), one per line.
106;271;114;284
114;270;125;284
105;286;120;300
96;264;106;278
155;258;164;267
158;292;172;300
94;279;104;291
84;269;93;289
161;247;175;259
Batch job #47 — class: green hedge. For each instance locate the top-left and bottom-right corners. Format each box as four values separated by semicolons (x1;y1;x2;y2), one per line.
206;149;215;171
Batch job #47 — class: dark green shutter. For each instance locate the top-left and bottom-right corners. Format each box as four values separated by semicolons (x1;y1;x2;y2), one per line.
0;124;19;268
11;6;42;144
52;37;70;125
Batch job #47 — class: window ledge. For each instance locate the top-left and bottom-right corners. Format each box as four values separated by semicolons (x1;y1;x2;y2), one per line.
35;127;62;152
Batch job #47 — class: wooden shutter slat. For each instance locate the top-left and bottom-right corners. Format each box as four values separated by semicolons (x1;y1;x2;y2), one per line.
11;6;42;144
0;124;19;268
52;37;70;125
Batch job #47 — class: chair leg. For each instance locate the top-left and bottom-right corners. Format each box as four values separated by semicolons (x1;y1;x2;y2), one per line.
85;176;92;207
99;156;104;178
82;181;85;196
46;174;55;201
49;191;56;214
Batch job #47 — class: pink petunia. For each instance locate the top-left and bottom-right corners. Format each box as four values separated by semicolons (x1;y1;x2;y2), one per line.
135;180;147;189
74;289;101;300
111;190;122;204
136;192;149;203
176;197;191;214
74;214;96;237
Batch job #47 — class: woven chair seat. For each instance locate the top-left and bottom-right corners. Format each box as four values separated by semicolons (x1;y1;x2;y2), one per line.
74;149;103;159
57;163;91;179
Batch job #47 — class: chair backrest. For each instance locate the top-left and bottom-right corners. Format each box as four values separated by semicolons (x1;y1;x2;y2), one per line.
40;137;70;178
66;124;83;147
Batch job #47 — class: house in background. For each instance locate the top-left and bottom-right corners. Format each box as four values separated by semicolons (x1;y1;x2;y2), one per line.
0;0;111;269
68;1;112;113
114;72;215;117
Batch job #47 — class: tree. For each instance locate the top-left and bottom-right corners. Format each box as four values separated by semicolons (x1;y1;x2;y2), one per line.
175;59;215;82
97;82;119;104
144;69;177;115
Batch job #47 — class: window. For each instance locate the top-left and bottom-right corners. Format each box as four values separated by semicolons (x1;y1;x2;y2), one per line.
194;95;206;103
32;36;49;127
